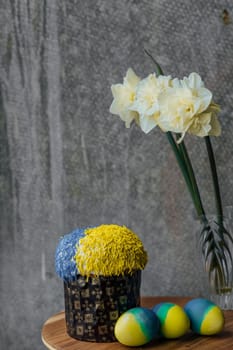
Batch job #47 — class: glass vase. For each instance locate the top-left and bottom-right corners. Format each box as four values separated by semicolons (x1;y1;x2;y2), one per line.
197;207;233;309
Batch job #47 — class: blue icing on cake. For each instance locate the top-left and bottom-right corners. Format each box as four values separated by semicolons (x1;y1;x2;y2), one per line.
55;227;87;281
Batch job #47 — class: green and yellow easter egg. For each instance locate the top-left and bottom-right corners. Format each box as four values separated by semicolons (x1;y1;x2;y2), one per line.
152;302;190;338
184;298;224;335
114;307;160;346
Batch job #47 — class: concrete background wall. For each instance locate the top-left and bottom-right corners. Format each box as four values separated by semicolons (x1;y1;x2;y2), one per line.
1;1;233;349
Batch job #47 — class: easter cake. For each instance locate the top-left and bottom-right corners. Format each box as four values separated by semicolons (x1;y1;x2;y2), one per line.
55;224;147;342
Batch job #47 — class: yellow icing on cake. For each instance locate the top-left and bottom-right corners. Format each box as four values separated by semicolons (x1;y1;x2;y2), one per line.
75;224;148;277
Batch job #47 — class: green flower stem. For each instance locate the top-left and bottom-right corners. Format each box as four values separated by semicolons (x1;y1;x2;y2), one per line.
166;132;202;216
177;137;206;218
144;49;163;76
145;50;206;220
205;136;223;220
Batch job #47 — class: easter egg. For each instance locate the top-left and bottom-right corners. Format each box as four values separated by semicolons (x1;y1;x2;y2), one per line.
114;307;160;346
152;302;190;338
184;298;224;335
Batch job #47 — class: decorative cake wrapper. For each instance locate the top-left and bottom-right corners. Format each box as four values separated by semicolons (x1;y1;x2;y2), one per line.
64;271;141;342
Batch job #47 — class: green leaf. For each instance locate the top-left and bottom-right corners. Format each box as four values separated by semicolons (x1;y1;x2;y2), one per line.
144;49;164;76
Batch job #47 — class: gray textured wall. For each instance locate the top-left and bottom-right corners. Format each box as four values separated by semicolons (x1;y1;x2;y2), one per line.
1;0;233;349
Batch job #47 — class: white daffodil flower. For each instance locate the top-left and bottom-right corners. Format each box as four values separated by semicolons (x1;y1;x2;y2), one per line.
158;75;212;140
109;69;220;139
130;74;171;133
188;103;221;137
109;68;140;128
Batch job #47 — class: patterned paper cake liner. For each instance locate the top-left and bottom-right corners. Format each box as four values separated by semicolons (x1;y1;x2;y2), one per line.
64;271;141;342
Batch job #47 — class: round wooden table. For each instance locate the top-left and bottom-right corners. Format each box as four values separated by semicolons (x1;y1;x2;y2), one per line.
42;296;233;349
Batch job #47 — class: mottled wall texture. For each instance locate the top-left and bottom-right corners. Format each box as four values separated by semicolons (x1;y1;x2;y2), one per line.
1;0;233;349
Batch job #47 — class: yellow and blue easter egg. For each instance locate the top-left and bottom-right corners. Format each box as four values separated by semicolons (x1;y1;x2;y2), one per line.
114;307;160;346
152;302;190;339
184;298;224;335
